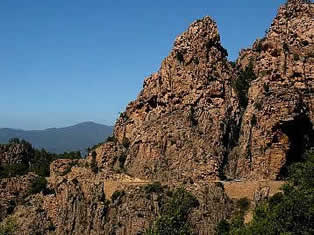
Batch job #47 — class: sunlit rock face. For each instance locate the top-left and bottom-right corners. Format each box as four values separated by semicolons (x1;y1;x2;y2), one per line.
113;16;240;182
226;0;314;180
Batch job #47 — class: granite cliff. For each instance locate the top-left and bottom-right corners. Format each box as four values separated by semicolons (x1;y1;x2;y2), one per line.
0;0;313;234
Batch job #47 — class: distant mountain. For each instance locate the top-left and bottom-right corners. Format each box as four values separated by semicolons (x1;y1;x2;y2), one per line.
0;122;113;154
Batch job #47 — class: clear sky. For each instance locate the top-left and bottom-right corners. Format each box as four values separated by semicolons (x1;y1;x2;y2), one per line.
0;0;286;130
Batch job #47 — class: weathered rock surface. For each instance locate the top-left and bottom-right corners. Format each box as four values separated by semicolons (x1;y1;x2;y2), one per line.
0;172;37;221
226;0;314;179
0;1;313;234
0;142;33;166
111;16;240;182
3;162;232;235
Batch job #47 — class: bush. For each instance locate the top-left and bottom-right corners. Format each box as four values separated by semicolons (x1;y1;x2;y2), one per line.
0;218;17;235
216;219;230;235
30;176;47;194
230;61;236;68
118;154;127;169
147;188;199;235
263;83;270;94
293;54;300;61
283;42;289;53
255;41;263;52
232;62;257;109
0;163;29;179
8;138;20;144
91;151;98;174
176;51;184;64
251;115;257;126
144;182;163;194
216;150;314;234
122;137;130;148
111;190;125;203
106;136;116;142
237;197;250;213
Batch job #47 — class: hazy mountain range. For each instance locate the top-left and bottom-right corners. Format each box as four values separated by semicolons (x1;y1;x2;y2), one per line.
0;121;113;154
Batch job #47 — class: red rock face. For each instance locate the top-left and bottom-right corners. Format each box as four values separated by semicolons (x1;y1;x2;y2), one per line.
1;2;313;234
226;0;314;179
95;1;314;182
112;16;240;182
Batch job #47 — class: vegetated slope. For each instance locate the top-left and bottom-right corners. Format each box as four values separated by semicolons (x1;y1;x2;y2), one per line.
0;0;313;234
0;122;113;154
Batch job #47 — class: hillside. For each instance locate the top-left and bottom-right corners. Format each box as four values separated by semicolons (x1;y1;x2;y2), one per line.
0;0;313;234
0;122;113;154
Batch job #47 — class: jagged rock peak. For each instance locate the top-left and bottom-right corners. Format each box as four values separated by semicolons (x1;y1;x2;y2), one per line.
174;16;220;51
286;0;312;5
280;0;313;18
110;15;238;182
171;16;228;64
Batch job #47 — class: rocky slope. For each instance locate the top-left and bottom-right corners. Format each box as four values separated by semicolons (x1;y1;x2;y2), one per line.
0;0;313;234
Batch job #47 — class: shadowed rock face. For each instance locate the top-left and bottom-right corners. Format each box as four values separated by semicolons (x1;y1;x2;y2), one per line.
226;0;314;179
113;16;240;182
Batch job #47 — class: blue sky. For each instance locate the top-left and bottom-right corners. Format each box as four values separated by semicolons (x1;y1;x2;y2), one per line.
0;0;286;130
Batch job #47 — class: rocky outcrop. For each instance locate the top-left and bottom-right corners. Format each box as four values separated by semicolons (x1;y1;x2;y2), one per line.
0;173;37;221
110;16;240;182
3;161;232;235
0;1;313;234
226;0;314;179
0;142;33;166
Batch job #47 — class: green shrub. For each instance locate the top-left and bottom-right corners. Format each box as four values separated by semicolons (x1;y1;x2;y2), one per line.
111;190;125;203
147;188;199;235
30;176;47;194
122;137;130;148
263;83;270;94
232;62;256;109
144;182;163;194
118;154;127;169
176;51;184;64
0;218;17;235
293;54;300;61
230;61;236;68
8;138;20;144
216;150;314;234
255;41;263;52
91;151;98;174
216;219;230;235
0;163;29;179
283;42;289;53
237;197;250;213
251;115;257;126
106;136;116;142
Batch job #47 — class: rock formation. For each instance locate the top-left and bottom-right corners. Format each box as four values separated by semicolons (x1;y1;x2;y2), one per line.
226;0;314;179
0;0;313;234
110;16;240;182
0;141;33;166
